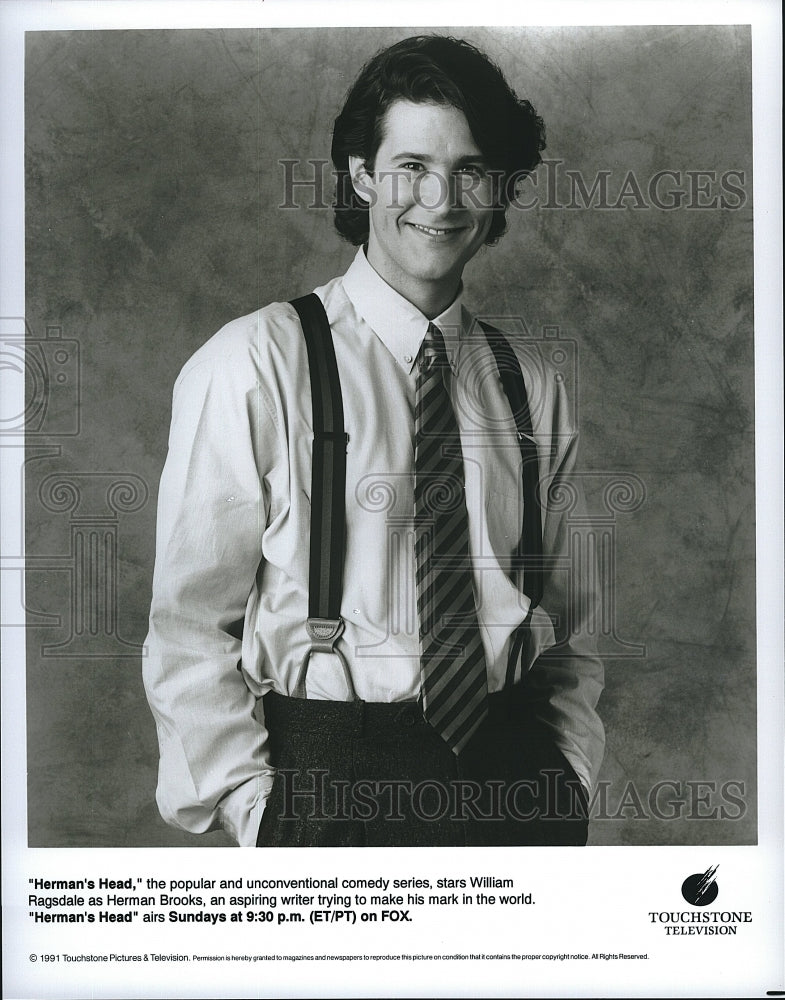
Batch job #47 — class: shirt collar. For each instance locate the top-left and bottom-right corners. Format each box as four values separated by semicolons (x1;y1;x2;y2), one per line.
341;247;464;375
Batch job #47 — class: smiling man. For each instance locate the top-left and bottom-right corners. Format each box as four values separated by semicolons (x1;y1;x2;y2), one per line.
143;35;604;848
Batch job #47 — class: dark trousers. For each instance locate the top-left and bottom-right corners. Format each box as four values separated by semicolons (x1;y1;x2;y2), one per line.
256;689;588;848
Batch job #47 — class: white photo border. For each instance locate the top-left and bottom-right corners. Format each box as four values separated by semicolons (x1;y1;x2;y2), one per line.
1;2;782;998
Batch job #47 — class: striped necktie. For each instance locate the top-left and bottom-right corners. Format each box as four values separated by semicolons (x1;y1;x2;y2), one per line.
414;322;489;754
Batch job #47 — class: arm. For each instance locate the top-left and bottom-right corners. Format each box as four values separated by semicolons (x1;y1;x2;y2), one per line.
142;348;277;846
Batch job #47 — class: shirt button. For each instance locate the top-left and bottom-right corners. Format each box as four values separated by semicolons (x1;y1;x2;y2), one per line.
404;354;413;364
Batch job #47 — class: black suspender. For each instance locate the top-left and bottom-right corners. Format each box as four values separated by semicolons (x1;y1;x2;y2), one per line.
478;322;544;690
290;294;349;623
289;294;354;698
290;294;543;694
479;322;544;610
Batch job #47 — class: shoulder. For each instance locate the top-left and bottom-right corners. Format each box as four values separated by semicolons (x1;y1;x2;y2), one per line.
174;300;300;391
172;276;344;398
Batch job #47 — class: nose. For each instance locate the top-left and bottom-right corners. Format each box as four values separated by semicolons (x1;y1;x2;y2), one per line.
413;171;456;215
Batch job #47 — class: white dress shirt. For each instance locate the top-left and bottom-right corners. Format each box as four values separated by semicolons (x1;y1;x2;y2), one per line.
143;248;604;846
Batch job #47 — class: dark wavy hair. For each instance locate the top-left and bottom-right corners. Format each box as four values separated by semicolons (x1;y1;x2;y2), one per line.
331;34;546;246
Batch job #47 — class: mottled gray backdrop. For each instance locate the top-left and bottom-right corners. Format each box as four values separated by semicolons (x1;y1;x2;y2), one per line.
23;26;755;846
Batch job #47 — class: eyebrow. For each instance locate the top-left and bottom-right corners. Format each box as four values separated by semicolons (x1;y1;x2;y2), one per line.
391;152;488;165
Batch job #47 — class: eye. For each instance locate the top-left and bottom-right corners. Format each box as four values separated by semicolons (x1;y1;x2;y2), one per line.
456;164;487;179
399;161;425;173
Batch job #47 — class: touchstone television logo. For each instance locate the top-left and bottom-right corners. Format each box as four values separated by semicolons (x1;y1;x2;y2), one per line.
681;865;719;906
648;864;752;936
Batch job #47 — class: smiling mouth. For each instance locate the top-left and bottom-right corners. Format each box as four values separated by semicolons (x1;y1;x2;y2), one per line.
408;223;466;237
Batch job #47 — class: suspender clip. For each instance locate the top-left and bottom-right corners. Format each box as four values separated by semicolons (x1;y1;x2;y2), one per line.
294;617;358;701
305;616;345;649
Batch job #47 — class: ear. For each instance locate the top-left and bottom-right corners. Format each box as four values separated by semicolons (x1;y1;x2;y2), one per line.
348;154;373;204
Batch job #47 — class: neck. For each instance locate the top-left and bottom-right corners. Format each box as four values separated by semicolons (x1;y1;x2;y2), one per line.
365;246;460;319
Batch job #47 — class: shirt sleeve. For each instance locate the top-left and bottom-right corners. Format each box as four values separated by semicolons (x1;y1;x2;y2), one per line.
520;376;606;794
142;349;277;846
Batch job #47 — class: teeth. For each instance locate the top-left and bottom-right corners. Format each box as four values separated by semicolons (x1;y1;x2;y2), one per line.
411;224;456;236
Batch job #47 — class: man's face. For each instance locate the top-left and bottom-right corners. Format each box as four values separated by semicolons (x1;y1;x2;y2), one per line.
349;100;495;313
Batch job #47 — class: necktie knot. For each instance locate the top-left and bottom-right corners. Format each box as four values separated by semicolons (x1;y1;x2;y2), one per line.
420;323;449;373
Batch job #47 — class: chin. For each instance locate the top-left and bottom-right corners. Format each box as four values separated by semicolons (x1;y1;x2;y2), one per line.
408;261;460;285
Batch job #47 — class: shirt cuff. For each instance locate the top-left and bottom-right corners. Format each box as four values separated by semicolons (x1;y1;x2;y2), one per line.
218;771;276;847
